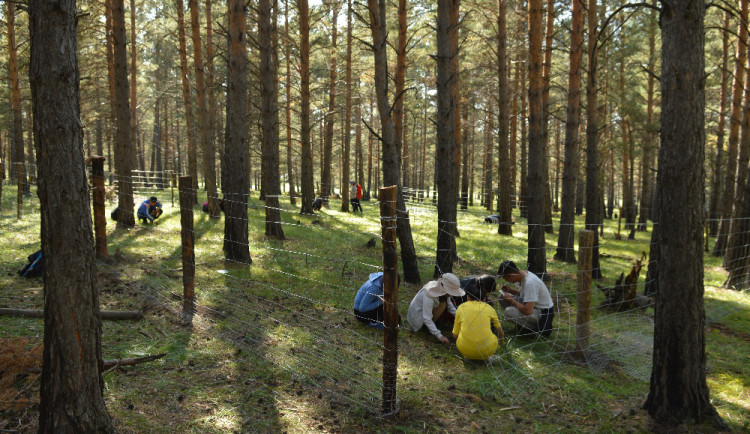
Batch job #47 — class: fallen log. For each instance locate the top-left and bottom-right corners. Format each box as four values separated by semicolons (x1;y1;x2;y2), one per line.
0;308;143;320
104;353;167;369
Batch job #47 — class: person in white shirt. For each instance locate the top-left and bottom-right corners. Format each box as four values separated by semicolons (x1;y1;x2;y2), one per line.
497;260;555;337
407;273;465;344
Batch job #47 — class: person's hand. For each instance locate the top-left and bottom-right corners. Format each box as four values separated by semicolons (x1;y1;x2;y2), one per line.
438;335;450;345
501;292;513;303
501;284;512;293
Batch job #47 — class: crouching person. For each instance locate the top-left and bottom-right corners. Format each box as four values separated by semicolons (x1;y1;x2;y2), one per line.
452;282;504;360
353;272;388;330
497;260;554;337
407;273;464;344
137;196;163;224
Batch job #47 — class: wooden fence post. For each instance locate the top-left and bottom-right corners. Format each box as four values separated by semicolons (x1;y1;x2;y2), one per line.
91;156;108;258
179;176;195;324
171;170;175;207
0;161;4;208
576;229;594;361
17;163;24;220
379;185;399;415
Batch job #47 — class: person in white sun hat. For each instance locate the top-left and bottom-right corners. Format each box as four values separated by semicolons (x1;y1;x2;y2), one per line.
407;273;465;344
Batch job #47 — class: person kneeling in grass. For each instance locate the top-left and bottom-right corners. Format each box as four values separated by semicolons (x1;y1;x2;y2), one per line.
452;278;504;360
407;273;464;344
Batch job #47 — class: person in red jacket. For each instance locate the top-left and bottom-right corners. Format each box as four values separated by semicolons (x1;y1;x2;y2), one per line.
349;180;363;213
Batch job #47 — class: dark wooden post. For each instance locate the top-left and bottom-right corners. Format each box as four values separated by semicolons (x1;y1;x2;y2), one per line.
171;170;175;207
379;185;399;414
0;161;4;208
17;162;24;220
576;229;594;360
91;156;108;258
179;176;195;324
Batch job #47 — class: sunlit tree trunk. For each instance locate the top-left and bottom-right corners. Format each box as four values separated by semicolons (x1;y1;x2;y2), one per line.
708;11;730;237
320;1;340;198
340;0;353;211
460;99;470;210
284;0;296;205
714;0;748;257
585;0;601;278
113;0;135;227
129;0;138;182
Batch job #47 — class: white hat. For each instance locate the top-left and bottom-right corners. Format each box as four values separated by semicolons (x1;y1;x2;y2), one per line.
424;273;464;298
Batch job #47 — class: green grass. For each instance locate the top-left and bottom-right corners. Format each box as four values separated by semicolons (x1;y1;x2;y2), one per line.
1;183;749;432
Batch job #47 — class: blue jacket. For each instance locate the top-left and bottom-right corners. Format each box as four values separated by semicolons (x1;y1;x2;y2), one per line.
354;272;384;312
137;199;162;221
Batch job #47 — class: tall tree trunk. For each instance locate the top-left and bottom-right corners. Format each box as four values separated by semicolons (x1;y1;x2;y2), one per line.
356;95;365;197
394;0;407;191
709;11;730;237
285;0;296;205
554;0;582;263
714;0;748;257
484;93;494;211
113;0;135;227
320;1;340;198
129;0;138;182
206;0;218;187
510;55;519;209
298;0;314;213
645;2;726;428
175;0;198;203
29;1;115;430
527;0;546;277
460;99;470;210
541;0;554;234
638;0;658;231
584;0;601;279
497;0;512;237
224;0;251;263
340;0;353;211
7;1;26;193
519;52;528;219
260;0;284;238
434;0;459;276
367;0;420;283
189;0;218;216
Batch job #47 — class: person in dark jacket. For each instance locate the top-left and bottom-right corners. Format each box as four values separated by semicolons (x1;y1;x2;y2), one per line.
137;196;163;224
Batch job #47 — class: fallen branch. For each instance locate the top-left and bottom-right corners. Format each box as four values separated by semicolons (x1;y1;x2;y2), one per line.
0;308;143;320
103;353;167;369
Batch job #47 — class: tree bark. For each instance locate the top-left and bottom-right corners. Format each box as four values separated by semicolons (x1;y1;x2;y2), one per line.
7;1;25;189
340;0;353;212
285;0;297;206
708;11;730;237
129;0;138;182
495;0;511;237
434;0;459;276
113;0;135;227
206;0;218;188
320;1;340;198
460;99;470;210
367;0;420;283
638;0;658;232
29;1;115;429
260;0;285;239
189;0;218;216
298;0;314;214
541;0;554;234
554;0;583;263
584;0;601;279
526;0;546;278
644;2;726;429
714;0;748;257
223;0;251;262
175;0;198;203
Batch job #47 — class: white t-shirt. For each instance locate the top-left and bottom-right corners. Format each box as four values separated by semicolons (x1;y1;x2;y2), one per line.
514;271;554;309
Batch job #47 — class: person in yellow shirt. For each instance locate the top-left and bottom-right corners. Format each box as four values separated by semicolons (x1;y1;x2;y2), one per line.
452;277;504;360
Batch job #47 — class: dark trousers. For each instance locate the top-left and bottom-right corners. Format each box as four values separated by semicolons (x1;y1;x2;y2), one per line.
351;198;363;212
354;305;383;324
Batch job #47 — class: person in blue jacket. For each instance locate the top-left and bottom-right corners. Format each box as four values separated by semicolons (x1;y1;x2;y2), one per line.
354;272;399;330
137;196;163;224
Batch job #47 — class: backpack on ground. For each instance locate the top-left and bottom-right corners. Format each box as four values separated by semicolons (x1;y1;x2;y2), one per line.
18;250;43;278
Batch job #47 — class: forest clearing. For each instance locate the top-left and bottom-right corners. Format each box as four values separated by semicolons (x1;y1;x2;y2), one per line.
1;186;748;432
1;0;749;431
